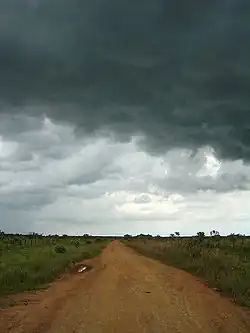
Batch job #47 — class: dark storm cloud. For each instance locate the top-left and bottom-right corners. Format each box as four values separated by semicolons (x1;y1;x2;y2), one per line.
0;190;56;210
1;0;250;160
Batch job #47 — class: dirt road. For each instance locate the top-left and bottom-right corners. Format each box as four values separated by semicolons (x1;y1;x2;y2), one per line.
0;241;249;333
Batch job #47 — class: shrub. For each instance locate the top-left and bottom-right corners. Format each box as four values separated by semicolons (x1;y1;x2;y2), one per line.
54;245;66;254
71;240;80;248
95;238;102;243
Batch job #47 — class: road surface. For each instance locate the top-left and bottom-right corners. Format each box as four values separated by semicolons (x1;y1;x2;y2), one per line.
0;241;249;333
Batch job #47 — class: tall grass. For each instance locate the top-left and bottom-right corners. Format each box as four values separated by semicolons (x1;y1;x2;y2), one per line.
0;235;108;296
127;235;250;307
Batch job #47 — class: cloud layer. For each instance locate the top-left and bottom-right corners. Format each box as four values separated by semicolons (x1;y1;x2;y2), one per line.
0;1;250;160
1;115;250;235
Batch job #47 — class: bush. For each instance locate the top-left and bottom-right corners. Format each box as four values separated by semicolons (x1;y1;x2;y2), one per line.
71;240;80;248
95;238;102;242
54;245;66;254
124;234;132;239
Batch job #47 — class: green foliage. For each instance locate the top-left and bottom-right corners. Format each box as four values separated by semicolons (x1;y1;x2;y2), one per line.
0;234;109;296
95;238;103;243
197;231;205;239
71;240;80;248
128;234;250;308
54;245;66;254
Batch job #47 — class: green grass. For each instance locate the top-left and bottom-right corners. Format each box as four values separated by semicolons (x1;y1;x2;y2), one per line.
0;235;109;296
126;235;250;308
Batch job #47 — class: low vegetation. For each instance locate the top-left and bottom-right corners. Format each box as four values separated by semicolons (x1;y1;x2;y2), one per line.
2;230;250;309
0;232;110;296
125;232;250;308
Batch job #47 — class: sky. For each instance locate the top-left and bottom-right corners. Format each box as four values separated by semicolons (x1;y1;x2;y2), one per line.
0;0;250;236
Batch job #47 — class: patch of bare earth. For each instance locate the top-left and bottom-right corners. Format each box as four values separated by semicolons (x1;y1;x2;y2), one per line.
0;241;249;333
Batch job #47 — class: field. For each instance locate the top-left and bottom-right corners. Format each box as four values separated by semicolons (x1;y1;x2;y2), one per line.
1;231;250;309
0;232;110;296
1;238;250;332
126;233;250;307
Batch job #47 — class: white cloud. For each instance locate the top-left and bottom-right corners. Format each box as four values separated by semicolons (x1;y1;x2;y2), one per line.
0;114;250;236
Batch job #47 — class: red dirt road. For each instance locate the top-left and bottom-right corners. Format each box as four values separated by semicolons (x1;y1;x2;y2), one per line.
0;241;250;333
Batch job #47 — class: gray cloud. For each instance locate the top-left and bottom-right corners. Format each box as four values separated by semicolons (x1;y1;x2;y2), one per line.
0;190;56;210
0;115;250;234
153;148;250;193
0;209;36;234
0;1;250;160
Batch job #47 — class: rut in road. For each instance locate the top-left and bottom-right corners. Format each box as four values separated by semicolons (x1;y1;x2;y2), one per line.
0;240;250;333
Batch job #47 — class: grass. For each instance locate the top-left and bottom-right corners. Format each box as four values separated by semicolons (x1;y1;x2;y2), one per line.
126;235;250;308
0;234;109;296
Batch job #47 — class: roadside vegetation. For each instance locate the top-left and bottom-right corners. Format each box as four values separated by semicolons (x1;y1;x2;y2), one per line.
0;232;110;296
125;232;250;308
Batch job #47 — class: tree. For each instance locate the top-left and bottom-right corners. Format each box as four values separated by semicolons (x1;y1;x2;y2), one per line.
197;232;205;239
175;232;180;237
124;234;132;239
196;232;205;243
210;230;220;237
